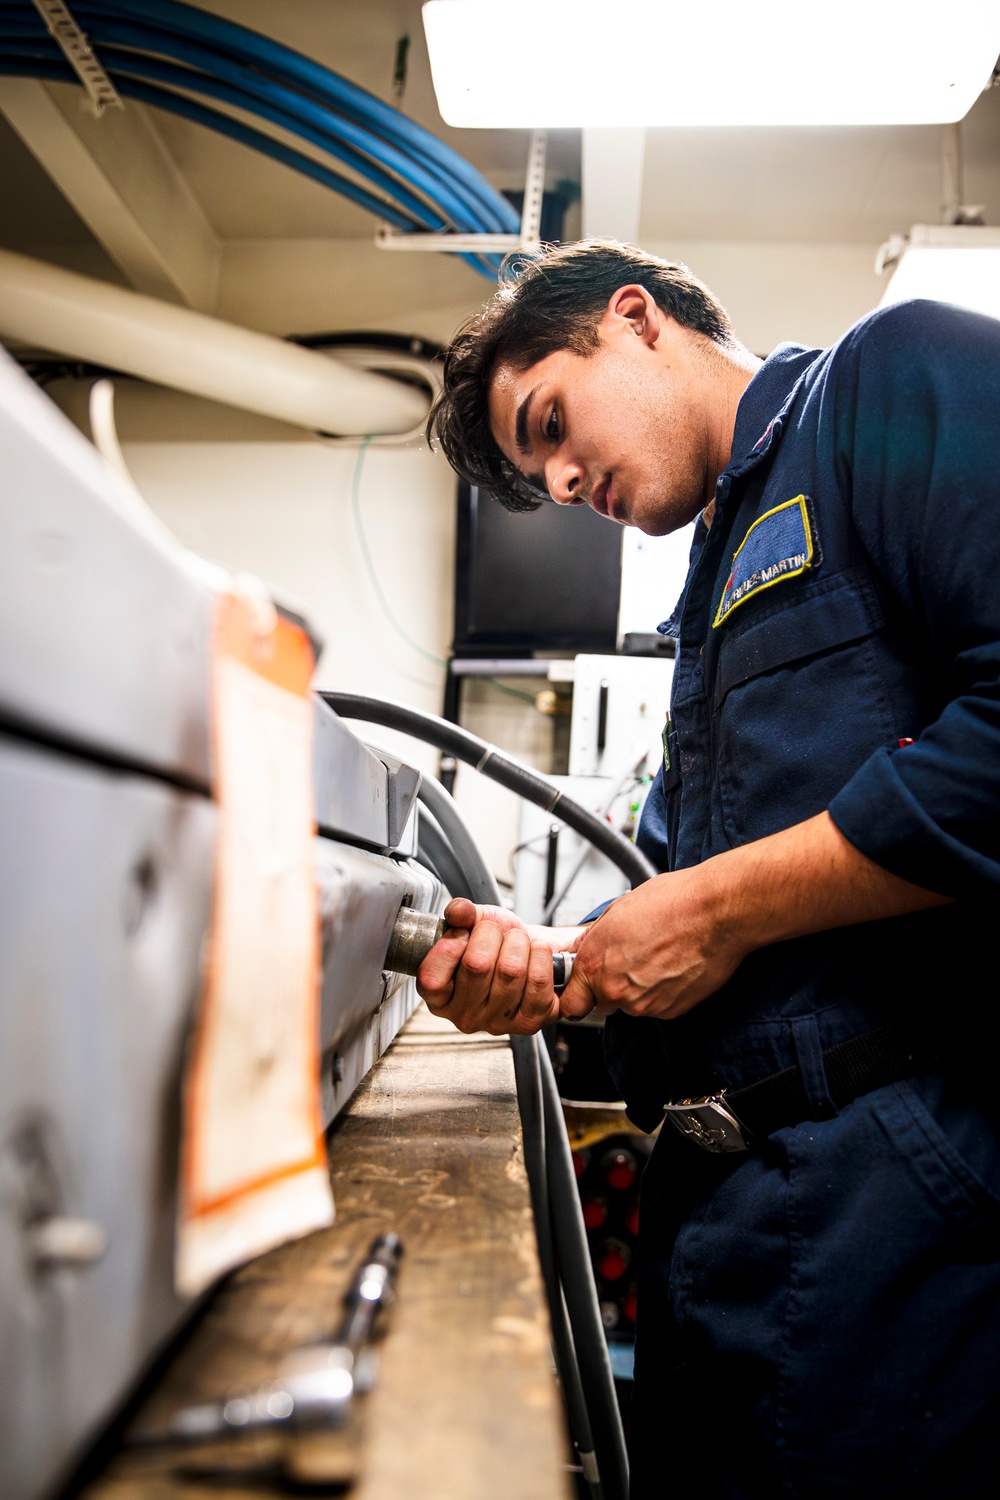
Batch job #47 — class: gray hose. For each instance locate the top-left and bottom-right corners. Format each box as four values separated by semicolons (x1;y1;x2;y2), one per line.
416;774;498;906
415;800;473;900
323;692;655;889
343;698;630;1500
511;1034;603;1500
539;1038;629;1500
416;792;627;1499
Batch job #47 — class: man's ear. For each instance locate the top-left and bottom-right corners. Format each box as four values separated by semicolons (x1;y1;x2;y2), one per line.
603;284;661;348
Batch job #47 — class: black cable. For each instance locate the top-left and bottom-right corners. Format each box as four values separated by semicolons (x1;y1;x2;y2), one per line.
350;707;629;1497
511;1034;603;1500
293;331;445;363
539;1040;629;1500
322;693;656;890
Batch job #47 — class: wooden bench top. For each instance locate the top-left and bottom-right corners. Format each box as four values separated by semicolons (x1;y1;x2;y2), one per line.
82;1007;571;1500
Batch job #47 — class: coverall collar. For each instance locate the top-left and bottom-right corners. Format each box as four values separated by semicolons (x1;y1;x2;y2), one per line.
724;341;820;481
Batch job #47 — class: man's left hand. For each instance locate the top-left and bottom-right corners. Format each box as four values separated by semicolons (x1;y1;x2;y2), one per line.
560;864;746;1021
559;811;952;1022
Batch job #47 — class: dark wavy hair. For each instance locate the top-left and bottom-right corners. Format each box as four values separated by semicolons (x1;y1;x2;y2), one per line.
427;239;735;511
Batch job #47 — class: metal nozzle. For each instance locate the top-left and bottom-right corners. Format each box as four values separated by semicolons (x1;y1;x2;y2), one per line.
384;907;446;977
552;951;575;992
383;905;578;996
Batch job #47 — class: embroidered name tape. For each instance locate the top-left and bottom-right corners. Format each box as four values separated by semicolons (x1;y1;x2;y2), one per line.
714;495;815;628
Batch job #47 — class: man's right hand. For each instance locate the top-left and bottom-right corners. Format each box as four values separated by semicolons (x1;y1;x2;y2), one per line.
416;897;584;1036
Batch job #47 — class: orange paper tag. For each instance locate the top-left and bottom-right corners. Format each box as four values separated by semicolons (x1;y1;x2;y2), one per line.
176;586;333;1297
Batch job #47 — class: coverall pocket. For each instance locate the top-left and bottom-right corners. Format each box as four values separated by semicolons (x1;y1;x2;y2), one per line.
869;1078;1000;1225
771;1087;1000;1495
714;574;893;846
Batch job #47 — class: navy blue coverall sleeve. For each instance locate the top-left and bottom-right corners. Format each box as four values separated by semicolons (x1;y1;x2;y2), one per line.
827;300;1000;899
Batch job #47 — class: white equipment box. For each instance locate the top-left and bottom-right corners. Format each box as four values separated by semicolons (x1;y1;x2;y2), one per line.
568;653;673;778
515;653;669;927
513;774;648;928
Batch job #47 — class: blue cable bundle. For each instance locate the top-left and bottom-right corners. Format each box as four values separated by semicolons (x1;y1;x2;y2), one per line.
0;0;518;277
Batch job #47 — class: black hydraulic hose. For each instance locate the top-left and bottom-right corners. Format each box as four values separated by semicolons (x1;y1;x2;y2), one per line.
511;1035;603;1500
390;754;622;1496
323;693;656;890
539;1040;630;1500
341;697;629;1495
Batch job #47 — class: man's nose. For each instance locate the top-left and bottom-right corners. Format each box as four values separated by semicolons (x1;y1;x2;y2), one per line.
546;457;585;506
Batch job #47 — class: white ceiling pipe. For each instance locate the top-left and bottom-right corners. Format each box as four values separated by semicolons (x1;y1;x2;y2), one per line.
0;249;429;437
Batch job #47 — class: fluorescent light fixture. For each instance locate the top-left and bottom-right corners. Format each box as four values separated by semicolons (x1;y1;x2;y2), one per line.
422;1;1000;128
880;225;1000;321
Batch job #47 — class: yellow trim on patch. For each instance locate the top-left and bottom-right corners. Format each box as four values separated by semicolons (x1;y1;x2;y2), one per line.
712;495;814;628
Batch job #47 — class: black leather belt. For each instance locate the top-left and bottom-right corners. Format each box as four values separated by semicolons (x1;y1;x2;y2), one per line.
663;1025;925;1153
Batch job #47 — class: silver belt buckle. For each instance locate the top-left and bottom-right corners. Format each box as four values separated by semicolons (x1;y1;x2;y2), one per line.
663;1093;750;1153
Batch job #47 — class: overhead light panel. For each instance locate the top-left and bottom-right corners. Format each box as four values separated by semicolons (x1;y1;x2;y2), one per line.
879;225;1000;321
422;1;1000;128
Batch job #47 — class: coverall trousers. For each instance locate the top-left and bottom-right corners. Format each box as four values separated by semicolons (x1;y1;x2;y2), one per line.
629;1070;1000;1498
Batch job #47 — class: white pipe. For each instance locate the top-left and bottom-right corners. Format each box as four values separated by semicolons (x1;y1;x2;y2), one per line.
87;378;131;482
0;249;429;436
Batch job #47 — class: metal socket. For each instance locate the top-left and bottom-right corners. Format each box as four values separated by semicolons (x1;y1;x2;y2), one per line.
384;907;446;977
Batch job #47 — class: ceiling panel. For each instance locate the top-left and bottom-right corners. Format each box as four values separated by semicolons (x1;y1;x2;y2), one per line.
1;0;998;265
640;86;1000;244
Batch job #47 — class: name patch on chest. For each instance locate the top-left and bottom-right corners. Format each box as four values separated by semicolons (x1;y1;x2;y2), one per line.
713;495;815;628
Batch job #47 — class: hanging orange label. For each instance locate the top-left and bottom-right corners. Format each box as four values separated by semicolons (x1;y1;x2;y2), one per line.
176;584;333;1298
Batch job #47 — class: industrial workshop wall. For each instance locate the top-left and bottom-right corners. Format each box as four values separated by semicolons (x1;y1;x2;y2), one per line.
123;433;454;777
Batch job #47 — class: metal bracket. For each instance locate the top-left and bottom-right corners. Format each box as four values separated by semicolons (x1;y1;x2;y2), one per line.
875;232;908;276
31;0;123;116
375;130;548;257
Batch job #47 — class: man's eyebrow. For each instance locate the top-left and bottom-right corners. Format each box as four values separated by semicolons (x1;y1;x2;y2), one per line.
514;385;538;456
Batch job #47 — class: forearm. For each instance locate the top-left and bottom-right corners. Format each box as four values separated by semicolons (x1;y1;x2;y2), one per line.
700;810;951;958
561;812;952;1021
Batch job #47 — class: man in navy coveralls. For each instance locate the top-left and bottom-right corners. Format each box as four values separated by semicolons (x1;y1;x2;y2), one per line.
419;240;1000;1496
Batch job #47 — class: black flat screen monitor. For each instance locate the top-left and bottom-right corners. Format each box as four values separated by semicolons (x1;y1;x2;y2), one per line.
453;483;623;655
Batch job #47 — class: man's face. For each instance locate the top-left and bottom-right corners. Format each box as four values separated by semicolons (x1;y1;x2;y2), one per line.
487;301;717;536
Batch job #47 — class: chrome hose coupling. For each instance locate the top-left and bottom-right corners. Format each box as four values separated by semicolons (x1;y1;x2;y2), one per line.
383;907;446;977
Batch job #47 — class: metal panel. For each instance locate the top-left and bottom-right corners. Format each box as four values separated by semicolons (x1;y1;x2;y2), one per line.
315;841;437;1064
312;704;425;856
318;857;438;1127
0;734;216;1500
0;728;440;1498
376;747;422;851
313;696;389;850
0;349;215;788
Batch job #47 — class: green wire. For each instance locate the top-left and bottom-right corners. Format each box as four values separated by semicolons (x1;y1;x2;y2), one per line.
487;678;538;705
350;439;545;706
351;436;447;669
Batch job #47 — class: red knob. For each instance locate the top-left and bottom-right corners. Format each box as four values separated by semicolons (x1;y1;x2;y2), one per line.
582;1194;608;1231
595;1237;631;1282
571;1149;590;1179
602;1147;638;1191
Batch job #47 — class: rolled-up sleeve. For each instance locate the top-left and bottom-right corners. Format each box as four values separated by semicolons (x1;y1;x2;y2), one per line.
827;299;1000;899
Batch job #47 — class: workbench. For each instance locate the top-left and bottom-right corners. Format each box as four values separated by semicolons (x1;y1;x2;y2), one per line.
78;1008;573;1500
